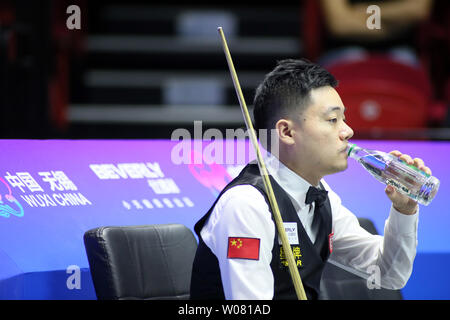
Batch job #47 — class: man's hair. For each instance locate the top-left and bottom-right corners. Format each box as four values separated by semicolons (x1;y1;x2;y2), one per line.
253;59;338;132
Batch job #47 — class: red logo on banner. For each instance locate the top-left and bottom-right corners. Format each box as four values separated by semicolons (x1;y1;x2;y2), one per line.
227;237;260;260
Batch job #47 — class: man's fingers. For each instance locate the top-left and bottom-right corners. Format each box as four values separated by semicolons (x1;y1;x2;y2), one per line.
422;166;432;176
389;150;414;164
413;158;432;175
389;150;432;175
413;157;425;169
399;154;414;165
389;150;402;157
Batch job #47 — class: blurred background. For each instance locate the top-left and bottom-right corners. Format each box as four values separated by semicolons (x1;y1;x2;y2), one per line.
0;0;449;140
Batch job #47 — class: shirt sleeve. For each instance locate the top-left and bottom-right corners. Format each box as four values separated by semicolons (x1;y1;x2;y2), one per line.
326;185;419;290
200;184;276;299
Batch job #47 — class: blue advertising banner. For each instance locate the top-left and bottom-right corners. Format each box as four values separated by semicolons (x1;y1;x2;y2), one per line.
0;139;448;299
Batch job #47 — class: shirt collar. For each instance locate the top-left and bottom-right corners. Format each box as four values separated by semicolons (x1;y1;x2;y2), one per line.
264;153;317;210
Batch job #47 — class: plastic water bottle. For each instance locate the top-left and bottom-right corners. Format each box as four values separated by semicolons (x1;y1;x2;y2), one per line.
346;143;439;205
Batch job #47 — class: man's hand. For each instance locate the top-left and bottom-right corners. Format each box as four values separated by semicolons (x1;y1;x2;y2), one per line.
385;150;432;215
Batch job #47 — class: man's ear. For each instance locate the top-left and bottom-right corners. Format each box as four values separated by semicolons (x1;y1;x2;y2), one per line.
275;119;296;146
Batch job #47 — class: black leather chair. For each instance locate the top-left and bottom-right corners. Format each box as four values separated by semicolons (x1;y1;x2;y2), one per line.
319;217;403;300
83;223;197;300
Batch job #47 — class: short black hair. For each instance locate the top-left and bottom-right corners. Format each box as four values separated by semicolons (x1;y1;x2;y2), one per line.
253;58;338;132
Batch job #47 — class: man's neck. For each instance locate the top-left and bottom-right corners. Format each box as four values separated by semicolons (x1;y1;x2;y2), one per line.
276;154;322;187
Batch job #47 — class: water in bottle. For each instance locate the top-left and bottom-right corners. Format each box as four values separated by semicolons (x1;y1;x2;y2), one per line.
346;143;439;205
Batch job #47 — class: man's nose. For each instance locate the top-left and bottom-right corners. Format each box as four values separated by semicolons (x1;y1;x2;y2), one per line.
340;123;354;141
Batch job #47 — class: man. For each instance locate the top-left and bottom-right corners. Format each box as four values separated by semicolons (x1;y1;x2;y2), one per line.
190;59;430;300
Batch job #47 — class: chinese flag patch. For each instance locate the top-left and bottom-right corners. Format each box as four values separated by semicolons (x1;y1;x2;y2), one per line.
227;237;260;260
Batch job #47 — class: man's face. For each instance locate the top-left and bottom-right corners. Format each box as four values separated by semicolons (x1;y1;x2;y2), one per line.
290;86;354;181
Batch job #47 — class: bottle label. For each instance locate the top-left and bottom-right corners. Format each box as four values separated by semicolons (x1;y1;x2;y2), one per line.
399;159;430;177
386;179;410;194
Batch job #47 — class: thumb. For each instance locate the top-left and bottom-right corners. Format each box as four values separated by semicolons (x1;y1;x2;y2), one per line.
385;184;406;207
384;185;418;215
385;185;396;201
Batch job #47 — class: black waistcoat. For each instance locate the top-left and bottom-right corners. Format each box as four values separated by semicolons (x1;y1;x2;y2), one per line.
190;162;332;300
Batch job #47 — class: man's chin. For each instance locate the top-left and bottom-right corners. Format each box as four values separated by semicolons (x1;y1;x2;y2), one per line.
339;160;349;172
328;161;349;175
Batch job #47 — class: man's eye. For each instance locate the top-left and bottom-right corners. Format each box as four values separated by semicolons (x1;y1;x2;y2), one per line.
329;118;337;123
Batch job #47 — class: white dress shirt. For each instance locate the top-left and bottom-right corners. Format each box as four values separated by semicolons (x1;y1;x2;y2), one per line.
200;154;419;299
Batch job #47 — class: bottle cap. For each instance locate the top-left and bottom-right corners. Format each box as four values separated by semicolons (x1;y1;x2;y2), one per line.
347;143;357;157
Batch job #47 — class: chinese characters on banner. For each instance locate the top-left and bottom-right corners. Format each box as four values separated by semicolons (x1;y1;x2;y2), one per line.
3;170;91;208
